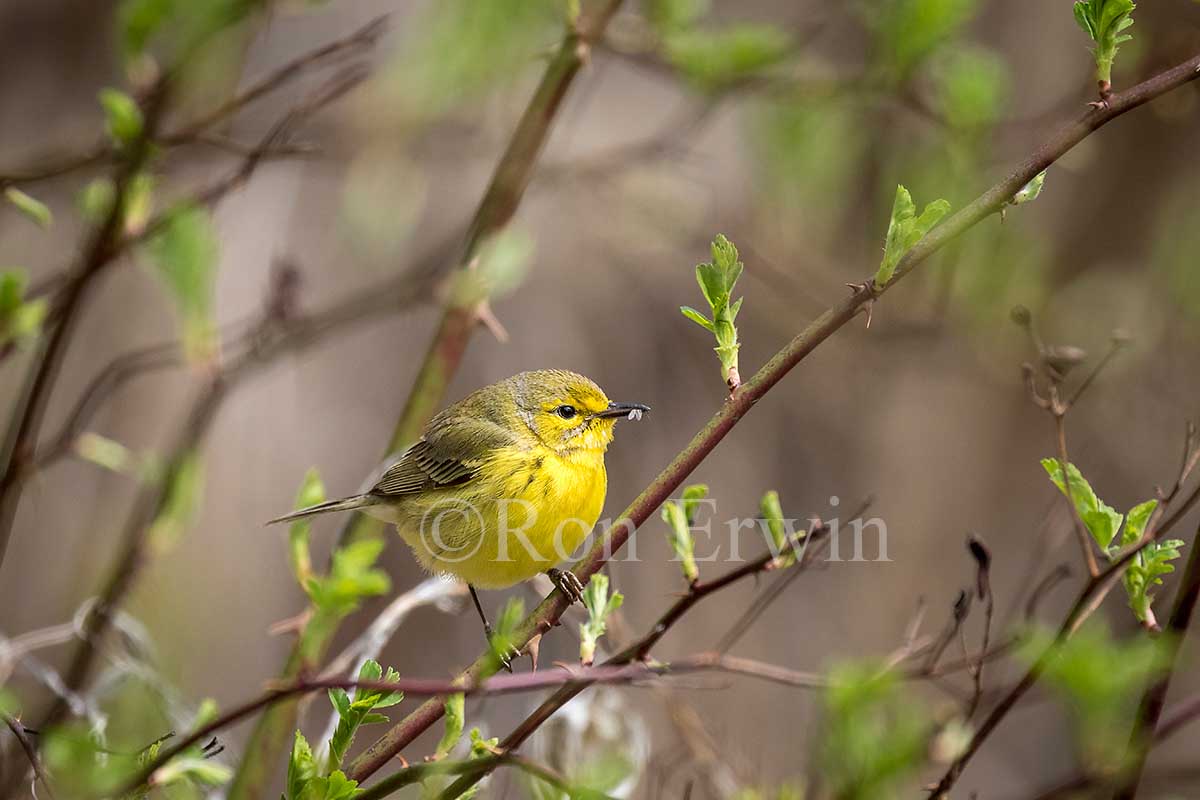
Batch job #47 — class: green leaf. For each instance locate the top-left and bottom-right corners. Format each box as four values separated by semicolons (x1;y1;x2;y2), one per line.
1120;499;1158;547
1111;499;1180;625
306;537;390;617
860;0;980;75
487;596;525;667
759;489;802;566
144;203;219;363
325;660;404;771
1012;171;1047;206
77;178;117;223
42;723;138;796
877;185;949;288
1021;622;1166;768
118;0;174;59
679;305;714;331
99;88;144;145
681;484;709;526
0;271;23;317
0;269;48;349
931;45;1010;131
5;187;52;228
1040;458;1124;549
662;497;699;584
151;756;233;787
1073;0;1136;83
819;660;931;798
580;573;624;664
75;432;136;475
645;0;710;33
664;24;791;90
687;235;745;387
435;693;466;760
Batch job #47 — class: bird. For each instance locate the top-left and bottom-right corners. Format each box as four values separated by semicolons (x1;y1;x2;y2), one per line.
268;369;649;659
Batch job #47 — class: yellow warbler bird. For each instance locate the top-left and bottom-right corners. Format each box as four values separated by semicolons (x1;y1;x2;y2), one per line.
268;369;648;645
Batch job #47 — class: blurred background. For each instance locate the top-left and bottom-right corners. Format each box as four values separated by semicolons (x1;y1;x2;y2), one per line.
2;0;1199;797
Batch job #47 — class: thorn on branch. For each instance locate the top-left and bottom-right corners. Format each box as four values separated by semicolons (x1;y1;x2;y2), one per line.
845;280;877;328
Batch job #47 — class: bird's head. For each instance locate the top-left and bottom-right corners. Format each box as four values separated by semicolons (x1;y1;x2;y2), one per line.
506;370;649;454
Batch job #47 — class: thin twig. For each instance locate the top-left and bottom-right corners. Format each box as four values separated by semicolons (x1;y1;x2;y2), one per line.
2;715;56;800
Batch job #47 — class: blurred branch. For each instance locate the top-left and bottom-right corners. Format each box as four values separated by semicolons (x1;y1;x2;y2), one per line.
1113;522;1200;798
0;16;386;191
0;84;169;572
348;47;1200;791
28;229;458;736
161;16;387;146
1028;690;1200;800
0;65;364;584
228;1;629;792
1;714;55;800
122;649;828;794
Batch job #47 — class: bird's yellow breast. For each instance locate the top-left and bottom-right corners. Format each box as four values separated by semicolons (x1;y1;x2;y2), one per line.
388;443;608;588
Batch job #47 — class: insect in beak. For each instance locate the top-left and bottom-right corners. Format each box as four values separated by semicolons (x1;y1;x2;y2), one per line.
592;402;651;421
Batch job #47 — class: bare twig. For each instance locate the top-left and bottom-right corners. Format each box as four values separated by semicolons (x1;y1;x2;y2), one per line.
2;715;55;800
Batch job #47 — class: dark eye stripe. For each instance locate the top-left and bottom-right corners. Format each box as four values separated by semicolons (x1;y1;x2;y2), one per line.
555;405;577;419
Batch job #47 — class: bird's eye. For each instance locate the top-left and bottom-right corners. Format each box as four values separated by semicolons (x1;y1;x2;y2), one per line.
555;405;578;420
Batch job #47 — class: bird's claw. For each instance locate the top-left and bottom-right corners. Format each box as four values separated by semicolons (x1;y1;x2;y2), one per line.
548;568;585;604
484;624;521;672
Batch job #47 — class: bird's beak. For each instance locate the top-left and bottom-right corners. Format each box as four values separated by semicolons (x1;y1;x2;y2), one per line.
593;402;651;421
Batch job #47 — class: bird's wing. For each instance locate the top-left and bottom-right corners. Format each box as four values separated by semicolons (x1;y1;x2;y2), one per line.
369;415;521;498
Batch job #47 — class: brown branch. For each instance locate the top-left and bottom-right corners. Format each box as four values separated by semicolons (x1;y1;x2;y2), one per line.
28;234;456;737
1027;690;1200;800
0;84;169;572
161;16;386;146
1112;521;1200;799
2;715;55;800
0;16;385;191
347;48;1200;795
118;650;824;795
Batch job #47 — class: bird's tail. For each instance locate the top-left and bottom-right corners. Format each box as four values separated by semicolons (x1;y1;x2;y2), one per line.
265;494;374;526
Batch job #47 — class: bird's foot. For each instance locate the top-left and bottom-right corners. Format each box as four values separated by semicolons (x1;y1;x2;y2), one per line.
547;567;586;604
484;623;521;672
